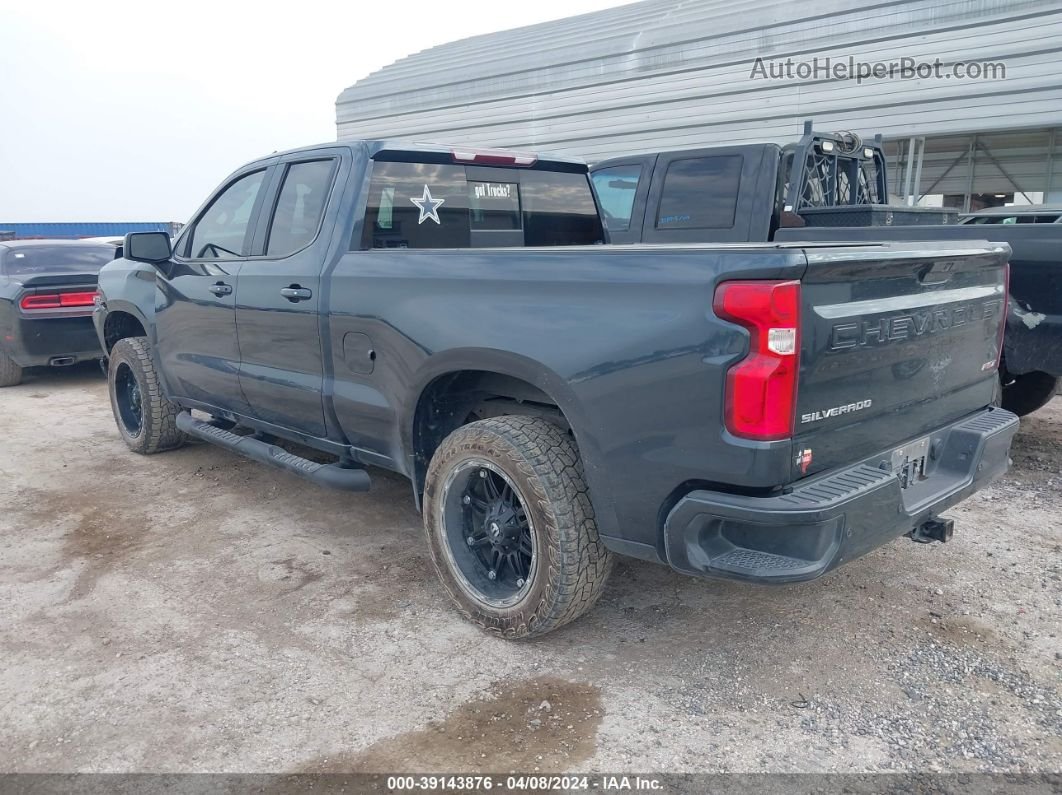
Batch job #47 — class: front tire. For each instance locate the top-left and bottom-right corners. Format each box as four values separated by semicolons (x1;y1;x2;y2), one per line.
107;337;186;454
1000;370;1059;417
0;350;22;387
423;416;613;639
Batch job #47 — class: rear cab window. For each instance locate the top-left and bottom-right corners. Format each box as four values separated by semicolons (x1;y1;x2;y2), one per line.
656;155;742;230
360;158;604;249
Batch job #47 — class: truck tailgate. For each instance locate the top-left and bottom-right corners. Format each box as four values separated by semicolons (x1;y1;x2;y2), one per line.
794;242;1008;480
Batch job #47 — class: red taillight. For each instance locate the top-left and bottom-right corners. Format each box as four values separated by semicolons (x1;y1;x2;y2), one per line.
451;148;538;167
713;280;801;441
60;291;98;307
20;294;61;310
19;291;97;311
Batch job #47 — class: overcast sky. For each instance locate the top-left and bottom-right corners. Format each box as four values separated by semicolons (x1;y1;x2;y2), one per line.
0;0;627;222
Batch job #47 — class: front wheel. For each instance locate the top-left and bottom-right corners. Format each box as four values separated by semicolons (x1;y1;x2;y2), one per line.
1000;370;1059;417
107;337;186;454
423;416;613;639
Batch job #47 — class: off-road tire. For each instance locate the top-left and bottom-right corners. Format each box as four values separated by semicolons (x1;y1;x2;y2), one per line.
423;416;613;639
0;350;22;387
108;337;186;454
1000;370;1059;417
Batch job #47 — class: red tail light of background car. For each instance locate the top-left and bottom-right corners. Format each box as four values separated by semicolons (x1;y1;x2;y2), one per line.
19;291;98;311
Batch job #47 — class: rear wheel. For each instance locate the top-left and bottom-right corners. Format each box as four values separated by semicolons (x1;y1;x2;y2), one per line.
1000;370;1059;417
423;416;613;639
0;351;22;387
107;337;186;454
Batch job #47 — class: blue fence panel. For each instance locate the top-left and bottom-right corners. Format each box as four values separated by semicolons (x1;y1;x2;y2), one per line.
0;222;179;240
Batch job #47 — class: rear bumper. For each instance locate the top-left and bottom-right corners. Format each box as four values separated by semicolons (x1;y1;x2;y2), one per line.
663;407;1019;583
2;313;102;367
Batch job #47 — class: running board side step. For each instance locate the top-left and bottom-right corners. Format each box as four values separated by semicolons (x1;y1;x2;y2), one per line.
175;412;371;492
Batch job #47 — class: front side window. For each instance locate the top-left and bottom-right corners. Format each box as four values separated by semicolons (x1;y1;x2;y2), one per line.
265;159;336;257
656;155;743;230
187;169;266;259
591;166;641;231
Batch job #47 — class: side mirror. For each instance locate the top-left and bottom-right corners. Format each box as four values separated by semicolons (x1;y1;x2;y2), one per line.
125;232;172;265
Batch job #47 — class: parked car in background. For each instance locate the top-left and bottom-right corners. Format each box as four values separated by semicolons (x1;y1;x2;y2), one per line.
93;140;1018;638
591;128;1062;416
960;205;1062;225
0;240;117;386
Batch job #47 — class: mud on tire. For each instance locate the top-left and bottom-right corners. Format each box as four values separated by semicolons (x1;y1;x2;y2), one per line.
107;336;186;454
423;416;613;639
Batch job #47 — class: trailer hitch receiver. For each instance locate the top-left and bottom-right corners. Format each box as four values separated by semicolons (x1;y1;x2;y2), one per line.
910;516;954;544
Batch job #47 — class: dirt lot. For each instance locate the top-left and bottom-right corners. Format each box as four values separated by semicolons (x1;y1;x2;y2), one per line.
1;364;1059;774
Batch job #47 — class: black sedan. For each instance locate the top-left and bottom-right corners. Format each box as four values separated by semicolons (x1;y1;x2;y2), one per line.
0;240;119;386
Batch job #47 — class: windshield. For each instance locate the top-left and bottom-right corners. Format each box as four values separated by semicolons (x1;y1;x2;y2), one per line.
2;245;116;276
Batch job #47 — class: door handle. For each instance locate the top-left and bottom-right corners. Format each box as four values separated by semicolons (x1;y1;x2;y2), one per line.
280;286;313;302
208;282;232;297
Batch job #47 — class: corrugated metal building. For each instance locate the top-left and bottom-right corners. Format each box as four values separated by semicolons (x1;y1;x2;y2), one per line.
336;0;1062;206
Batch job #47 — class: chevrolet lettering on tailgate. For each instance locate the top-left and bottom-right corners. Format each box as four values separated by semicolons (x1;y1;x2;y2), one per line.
829;298;1003;351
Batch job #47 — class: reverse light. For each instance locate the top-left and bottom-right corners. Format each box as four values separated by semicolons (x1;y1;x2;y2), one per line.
767;327;797;355
19;291;98;311
713;280;801;441
451;148;538;167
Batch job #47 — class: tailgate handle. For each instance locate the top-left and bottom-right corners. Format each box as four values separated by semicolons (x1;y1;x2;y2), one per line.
919;261;958;285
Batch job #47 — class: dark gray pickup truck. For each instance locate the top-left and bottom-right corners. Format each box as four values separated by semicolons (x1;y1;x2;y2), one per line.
94;140;1018;638
591;128;1061;416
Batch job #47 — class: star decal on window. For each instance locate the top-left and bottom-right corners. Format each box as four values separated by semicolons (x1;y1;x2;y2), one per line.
410;184;445;225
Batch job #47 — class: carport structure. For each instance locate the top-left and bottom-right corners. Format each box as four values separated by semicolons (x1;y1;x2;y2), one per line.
336;0;1062;209
890;127;1062;210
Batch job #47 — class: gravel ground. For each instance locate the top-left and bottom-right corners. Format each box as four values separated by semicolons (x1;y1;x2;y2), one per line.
0;364;1059;774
